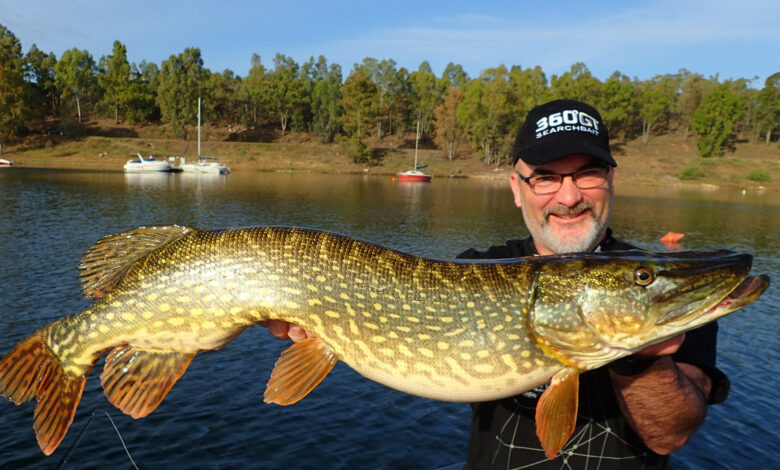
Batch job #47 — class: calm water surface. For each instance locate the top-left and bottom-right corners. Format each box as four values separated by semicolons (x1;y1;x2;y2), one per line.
0;169;777;469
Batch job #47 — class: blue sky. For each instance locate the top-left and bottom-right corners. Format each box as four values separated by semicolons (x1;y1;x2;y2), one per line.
2;0;778;86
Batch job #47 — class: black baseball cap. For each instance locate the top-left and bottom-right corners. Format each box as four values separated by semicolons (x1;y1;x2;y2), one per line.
512;99;616;167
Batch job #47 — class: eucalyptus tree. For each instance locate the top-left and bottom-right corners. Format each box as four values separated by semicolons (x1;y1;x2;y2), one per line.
55;48;97;124
508;65;548;132
340;72;378;162
692;80;748;157
596;71;635;140
208;69;240;125
98;40;131;123
441;62;469;90
409;61;443;138
434;87;465;160
156;47;210;138
236;53;266;125
353;57;400;138
753;72;779;144
308;57;343;142
637;74;679;144
548;62;601;103
457;65;514;166
675;70;713;140
0;24;30;140
263;53;309;135
25;44;59;123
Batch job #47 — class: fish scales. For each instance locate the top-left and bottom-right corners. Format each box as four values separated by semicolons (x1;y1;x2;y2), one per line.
45;227;557;400
0;225;769;457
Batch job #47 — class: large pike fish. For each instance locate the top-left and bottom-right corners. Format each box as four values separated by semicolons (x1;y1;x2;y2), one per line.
0;226;769;458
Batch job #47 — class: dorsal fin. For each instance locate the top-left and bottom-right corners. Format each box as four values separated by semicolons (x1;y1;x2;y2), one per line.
79;225;195;298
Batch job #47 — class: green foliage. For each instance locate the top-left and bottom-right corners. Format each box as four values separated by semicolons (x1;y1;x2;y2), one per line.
310;58;343;143
347;134;371;163
156;48;209;138
678;166;704;180
263;53;310;135
746;169;771;182
692;81;748;157
25;44;58;123
753;73;780;144
638;74;679;144
98;41;131;123
434;87;465;160
0;24;31;140
597;71;635;139
55;48;98;123
340;72;378;138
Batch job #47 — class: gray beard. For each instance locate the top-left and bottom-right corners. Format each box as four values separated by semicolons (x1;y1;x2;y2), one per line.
522;201;610;253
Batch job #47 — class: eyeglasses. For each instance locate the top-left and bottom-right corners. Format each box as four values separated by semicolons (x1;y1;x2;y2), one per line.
516;166;610;195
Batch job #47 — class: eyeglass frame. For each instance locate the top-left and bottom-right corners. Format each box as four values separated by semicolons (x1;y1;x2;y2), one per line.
515;164;611;195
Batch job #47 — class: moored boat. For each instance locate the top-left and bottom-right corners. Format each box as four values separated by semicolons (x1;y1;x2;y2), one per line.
123;153;171;173
398;121;431;183
0;158;13;167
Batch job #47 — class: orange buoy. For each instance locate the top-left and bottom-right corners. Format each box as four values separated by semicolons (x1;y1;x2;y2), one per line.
660;232;685;244
392;177;397;182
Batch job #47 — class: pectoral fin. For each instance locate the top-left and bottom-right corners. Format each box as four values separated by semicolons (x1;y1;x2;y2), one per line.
264;338;338;405
535;367;580;460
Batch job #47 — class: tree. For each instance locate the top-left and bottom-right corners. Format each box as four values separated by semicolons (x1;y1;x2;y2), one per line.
691;81;748;157
55;48;96;124
0;24;31;140
156;48;209;138
98;40;130;123
340;72;378;163
458;66;514;166
25;44;58;123
637;74;678;144
508;65;548;132
409;61;443;138
236;53;266;125
310;58;343;143
548;62;601;103
353;58;400;138
434;87;465;160
263;53;309;135
597;71;635;140
753;72;779;144
441;62;469;90
675;70;713;140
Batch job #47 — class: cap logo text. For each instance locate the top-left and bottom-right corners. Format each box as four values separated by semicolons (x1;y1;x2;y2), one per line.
535;110;600;138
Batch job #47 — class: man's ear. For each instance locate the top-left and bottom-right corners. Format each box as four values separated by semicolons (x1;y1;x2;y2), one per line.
509;172;523;208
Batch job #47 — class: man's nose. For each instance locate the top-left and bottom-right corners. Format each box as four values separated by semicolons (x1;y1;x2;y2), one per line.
553;175;583;206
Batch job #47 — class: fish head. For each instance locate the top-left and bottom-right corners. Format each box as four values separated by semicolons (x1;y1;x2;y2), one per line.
527;250;769;370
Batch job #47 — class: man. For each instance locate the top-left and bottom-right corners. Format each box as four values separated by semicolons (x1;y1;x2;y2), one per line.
263;99;729;468
458;99;729;469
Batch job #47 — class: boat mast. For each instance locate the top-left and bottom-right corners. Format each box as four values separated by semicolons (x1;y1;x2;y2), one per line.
414;120;419;170
197;97;202;160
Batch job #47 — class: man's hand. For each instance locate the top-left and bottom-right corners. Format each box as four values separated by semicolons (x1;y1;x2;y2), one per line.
261;320;314;342
635;333;685;357
610;332;712;454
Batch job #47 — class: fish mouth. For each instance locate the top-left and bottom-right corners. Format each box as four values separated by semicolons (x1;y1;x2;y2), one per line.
703;274;770;316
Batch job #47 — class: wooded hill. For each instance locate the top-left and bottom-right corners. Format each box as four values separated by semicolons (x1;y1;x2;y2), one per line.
1;24;778;169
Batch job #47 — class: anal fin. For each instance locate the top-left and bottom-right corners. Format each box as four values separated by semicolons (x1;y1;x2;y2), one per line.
100;346;196;419
535;367;580;460
0;330;90;455
264;338;338;405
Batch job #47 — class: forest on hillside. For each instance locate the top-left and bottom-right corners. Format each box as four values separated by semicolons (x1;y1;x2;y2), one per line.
1;24;778;165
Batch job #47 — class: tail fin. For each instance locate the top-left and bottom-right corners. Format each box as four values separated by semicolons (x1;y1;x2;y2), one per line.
0;330;90;455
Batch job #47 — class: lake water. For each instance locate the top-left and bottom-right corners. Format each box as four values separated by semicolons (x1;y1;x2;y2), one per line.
0;169;777;469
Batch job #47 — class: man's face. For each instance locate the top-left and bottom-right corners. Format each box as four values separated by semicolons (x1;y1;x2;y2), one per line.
509;153;614;255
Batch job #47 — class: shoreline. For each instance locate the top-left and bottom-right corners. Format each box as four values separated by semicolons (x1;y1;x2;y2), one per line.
1;130;777;194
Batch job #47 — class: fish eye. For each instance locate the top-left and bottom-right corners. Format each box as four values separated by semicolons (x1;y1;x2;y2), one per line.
634;267;655;286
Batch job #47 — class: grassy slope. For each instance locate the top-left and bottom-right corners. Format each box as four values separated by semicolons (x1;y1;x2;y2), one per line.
3;119;778;192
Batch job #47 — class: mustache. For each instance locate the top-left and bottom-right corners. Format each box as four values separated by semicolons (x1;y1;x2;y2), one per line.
544;201;595;218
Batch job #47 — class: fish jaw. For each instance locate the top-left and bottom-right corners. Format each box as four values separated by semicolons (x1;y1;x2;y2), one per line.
527;250;768;370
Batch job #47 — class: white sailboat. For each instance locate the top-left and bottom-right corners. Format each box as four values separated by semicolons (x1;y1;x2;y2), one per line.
181;97;230;175
398;120;431;182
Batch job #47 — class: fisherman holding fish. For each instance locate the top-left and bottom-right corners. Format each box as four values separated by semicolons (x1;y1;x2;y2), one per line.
265;100;731;468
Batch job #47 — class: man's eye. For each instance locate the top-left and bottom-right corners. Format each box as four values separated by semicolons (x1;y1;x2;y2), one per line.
532;175;559;184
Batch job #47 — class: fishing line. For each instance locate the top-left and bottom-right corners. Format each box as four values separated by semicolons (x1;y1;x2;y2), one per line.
55;408;139;470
